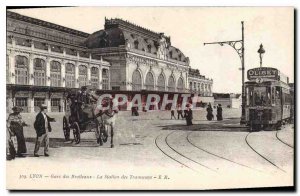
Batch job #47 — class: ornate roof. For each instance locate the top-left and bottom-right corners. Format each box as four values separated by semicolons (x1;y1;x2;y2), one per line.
84;18;189;64
7;10;90;38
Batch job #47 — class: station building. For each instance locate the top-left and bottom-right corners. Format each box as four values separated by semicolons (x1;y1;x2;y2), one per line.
6;11;111;113
6;10;214;113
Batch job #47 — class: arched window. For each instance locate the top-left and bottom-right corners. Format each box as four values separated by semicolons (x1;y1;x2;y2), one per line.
50;61;61;87
189;82;193;91
78;65;87;88
145;72;154;90
168;75;175;92
65;63;75;88
15;55;29;85
102;69;109;90
91;67;99;88
201;83;204;92
157;74;165;91
132;70;142;91
197;83;200;93
34;58;46;86
177;77;184;92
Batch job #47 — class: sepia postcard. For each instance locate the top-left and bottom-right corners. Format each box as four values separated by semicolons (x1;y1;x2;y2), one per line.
5;6;294;190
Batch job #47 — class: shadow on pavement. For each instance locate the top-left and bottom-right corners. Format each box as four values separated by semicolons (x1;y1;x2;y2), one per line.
157;118;250;132
25;137;111;148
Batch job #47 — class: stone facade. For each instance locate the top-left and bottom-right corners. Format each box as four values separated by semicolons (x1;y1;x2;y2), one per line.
84;18;190;92
6;11;110;113
188;68;213;96
6;11;214;113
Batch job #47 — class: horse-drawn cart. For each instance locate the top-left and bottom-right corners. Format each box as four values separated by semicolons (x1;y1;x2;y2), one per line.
62;92;108;146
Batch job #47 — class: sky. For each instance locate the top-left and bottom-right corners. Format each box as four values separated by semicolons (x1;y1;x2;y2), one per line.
8;7;294;93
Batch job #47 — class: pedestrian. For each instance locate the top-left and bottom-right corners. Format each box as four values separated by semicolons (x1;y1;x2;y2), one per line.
33;104;56;157
177;105;184;119
6;126;16;160
217;104;223;121
184;104;193;126
206;103;214;121
171;109;176;119
7;106;28;157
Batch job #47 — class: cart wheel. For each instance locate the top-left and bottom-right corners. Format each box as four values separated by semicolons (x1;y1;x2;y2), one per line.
63;117;70;141
96;121;103;146
101;125;108;143
72;122;81;144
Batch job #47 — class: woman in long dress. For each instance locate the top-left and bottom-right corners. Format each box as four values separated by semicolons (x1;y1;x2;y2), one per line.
7;106;28;157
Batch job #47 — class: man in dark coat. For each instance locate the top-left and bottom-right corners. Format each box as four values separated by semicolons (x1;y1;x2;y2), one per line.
171;109;176;119
217;104;223;121
206;103;214;121
184;104;193;126
34;104;55;157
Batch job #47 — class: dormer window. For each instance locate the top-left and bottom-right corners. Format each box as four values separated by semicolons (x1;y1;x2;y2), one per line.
134;40;139;49
169;51;173;58
147;44;151;53
178;54;182;60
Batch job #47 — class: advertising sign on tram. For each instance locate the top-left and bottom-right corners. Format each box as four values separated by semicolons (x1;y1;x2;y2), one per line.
247;67;279;80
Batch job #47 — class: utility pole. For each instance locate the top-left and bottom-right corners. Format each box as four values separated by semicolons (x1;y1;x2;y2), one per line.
204;21;246;124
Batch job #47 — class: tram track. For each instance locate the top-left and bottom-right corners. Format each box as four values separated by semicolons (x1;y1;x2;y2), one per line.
275;128;294;149
186;131;262;173
155;131;217;173
245;132;286;173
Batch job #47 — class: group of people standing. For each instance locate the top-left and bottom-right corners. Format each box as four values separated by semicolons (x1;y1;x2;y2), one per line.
6;104;55;160
171;104;193;126
171;103;223;126
206;103;223;121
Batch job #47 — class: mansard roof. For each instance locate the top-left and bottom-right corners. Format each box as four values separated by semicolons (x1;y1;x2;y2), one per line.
7;10;90;38
189;68;212;81
84;18;188;63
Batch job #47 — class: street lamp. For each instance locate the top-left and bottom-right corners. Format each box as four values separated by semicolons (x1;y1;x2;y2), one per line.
204;21;246;124
257;44;265;67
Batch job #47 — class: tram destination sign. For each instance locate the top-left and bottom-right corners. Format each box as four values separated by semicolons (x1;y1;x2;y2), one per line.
247;67;279;80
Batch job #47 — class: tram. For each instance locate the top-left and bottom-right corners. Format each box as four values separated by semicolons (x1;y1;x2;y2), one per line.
245;67;293;131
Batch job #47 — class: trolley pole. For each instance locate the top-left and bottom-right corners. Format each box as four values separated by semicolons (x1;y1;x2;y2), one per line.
204;21;246;124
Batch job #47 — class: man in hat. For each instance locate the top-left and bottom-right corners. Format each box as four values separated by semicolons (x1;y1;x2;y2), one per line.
7;106;28;158
77;86;98;122
184;104;193;126
33;104;55;157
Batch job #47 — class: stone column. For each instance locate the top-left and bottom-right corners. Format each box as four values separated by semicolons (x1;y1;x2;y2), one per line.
99;66;102;89
75;62;79;88
61;60;66;87
6;90;13;113
28;92;34;113
46;93;51;112
60;98;65;113
108;68;111;90
29;54;34;85
9;51;15;84
46;57;51;86
87;65;91;86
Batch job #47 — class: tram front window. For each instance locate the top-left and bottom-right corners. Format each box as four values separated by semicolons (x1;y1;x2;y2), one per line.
250;87;271;106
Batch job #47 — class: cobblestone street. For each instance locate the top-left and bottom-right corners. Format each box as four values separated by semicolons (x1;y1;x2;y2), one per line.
6;108;294;189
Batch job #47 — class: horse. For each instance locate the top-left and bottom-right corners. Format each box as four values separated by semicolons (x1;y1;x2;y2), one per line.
94;97;118;148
